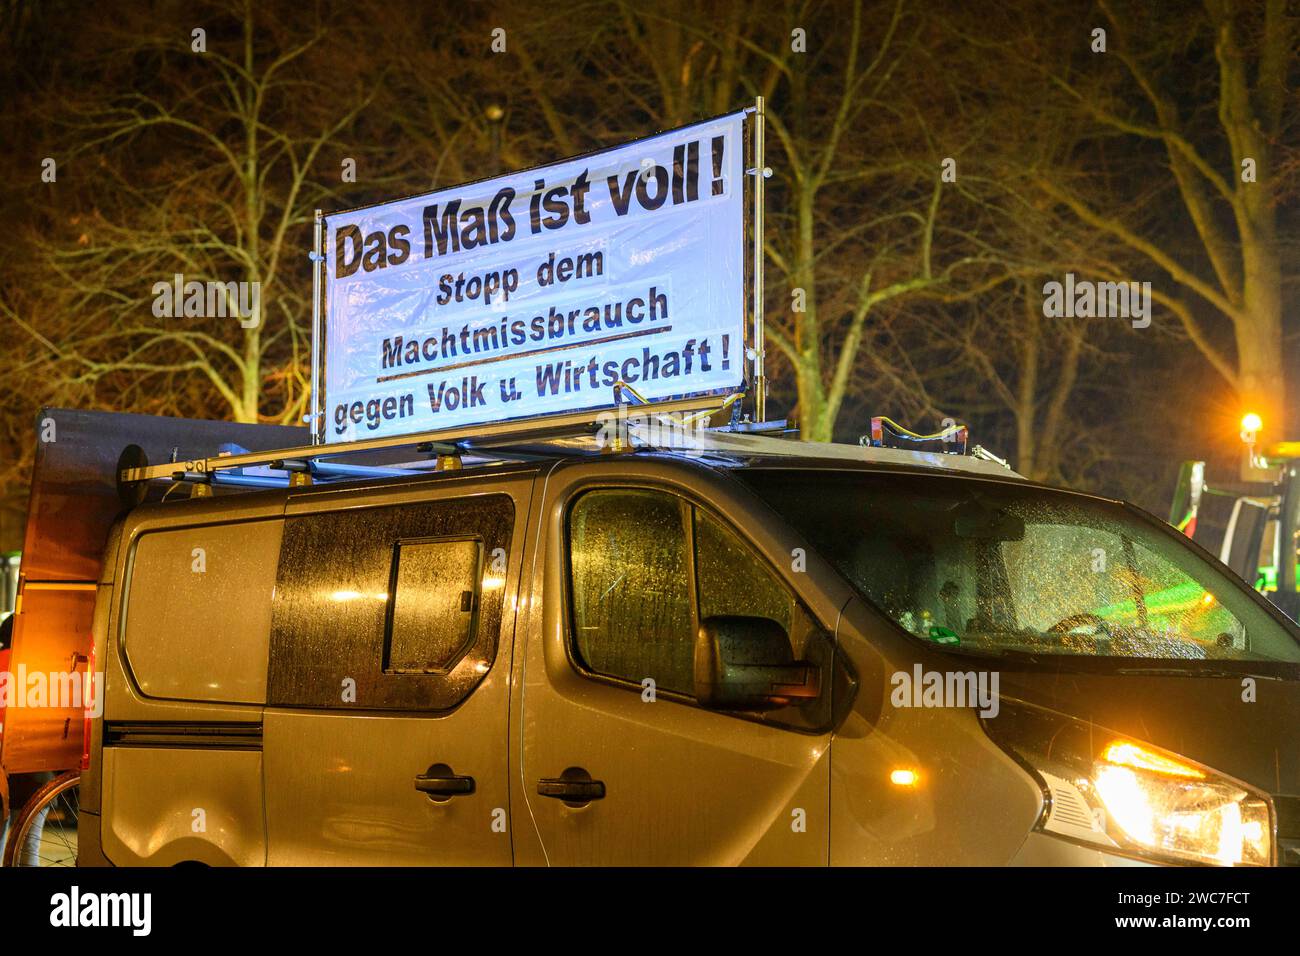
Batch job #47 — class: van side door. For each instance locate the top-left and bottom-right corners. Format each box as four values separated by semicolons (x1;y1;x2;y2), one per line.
515;461;852;865
263;474;530;864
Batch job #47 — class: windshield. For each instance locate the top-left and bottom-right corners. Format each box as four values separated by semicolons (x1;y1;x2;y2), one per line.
737;468;1300;664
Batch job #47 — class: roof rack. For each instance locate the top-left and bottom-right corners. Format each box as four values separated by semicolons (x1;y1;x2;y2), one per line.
118;395;1021;499
120;394;734;491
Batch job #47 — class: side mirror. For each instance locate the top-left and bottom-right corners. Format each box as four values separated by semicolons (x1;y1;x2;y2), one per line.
694;615;820;711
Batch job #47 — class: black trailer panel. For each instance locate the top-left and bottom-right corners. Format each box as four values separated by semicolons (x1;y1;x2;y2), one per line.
20;408;306;583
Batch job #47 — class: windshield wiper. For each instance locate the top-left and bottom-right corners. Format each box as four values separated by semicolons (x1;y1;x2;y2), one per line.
933;645;1049;664
1111;663;1287;680
938;647;1291;679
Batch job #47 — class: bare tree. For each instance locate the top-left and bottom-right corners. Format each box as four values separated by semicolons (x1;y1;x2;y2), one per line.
3;0;387;426
1011;0;1296;431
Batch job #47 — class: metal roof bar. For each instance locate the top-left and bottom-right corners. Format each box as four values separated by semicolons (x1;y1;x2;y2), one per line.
120;394;731;485
211;472;290;489
310;461;414;480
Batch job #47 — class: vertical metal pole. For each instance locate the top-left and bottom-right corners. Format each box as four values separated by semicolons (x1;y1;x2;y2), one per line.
752;97;767;423
310;209;323;445
1280;464;1299;596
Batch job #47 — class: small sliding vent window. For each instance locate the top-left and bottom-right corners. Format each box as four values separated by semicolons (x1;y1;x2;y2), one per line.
385;538;483;674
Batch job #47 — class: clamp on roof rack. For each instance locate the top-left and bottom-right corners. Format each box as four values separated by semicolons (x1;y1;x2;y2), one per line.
862;416;969;455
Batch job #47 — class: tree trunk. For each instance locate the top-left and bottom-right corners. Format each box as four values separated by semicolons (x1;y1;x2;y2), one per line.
1234;146;1284;432
1234;242;1285;434
796;364;833;443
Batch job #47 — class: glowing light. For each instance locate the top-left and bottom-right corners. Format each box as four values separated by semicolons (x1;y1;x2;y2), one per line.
890;768;919;787
1241;413;1262;434
1102;741;1205;779
1095;766;1156;843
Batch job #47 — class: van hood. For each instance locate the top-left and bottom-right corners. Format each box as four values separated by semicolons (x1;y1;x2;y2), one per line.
997;668;1300;797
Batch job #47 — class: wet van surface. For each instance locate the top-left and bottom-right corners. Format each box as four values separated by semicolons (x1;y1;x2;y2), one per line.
77;432;1300;867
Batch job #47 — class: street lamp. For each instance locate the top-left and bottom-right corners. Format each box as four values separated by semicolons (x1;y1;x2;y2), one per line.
1240;412;1267;474
485;104;504;176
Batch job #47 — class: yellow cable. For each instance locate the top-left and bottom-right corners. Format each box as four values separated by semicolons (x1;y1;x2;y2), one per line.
876;416;965;442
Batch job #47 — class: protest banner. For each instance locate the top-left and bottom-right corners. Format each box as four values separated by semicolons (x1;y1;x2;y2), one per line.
315;111;748;443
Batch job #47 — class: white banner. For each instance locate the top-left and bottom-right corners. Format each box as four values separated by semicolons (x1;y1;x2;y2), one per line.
320;111;747;442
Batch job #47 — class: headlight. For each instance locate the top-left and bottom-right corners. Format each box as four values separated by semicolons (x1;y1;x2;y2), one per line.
983;702;1273;866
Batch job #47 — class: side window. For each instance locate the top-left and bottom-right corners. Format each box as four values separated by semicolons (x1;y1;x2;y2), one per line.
567;488;819;705
385;538;482;674
124;518;281;704
695;509;795;633
268;494;513;711
569;489;694;694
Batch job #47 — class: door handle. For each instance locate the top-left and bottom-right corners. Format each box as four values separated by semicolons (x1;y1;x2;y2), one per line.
415;763;475;799
537;772;606;804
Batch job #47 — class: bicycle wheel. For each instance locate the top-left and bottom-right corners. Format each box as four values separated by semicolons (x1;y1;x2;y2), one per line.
2;770;80;867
